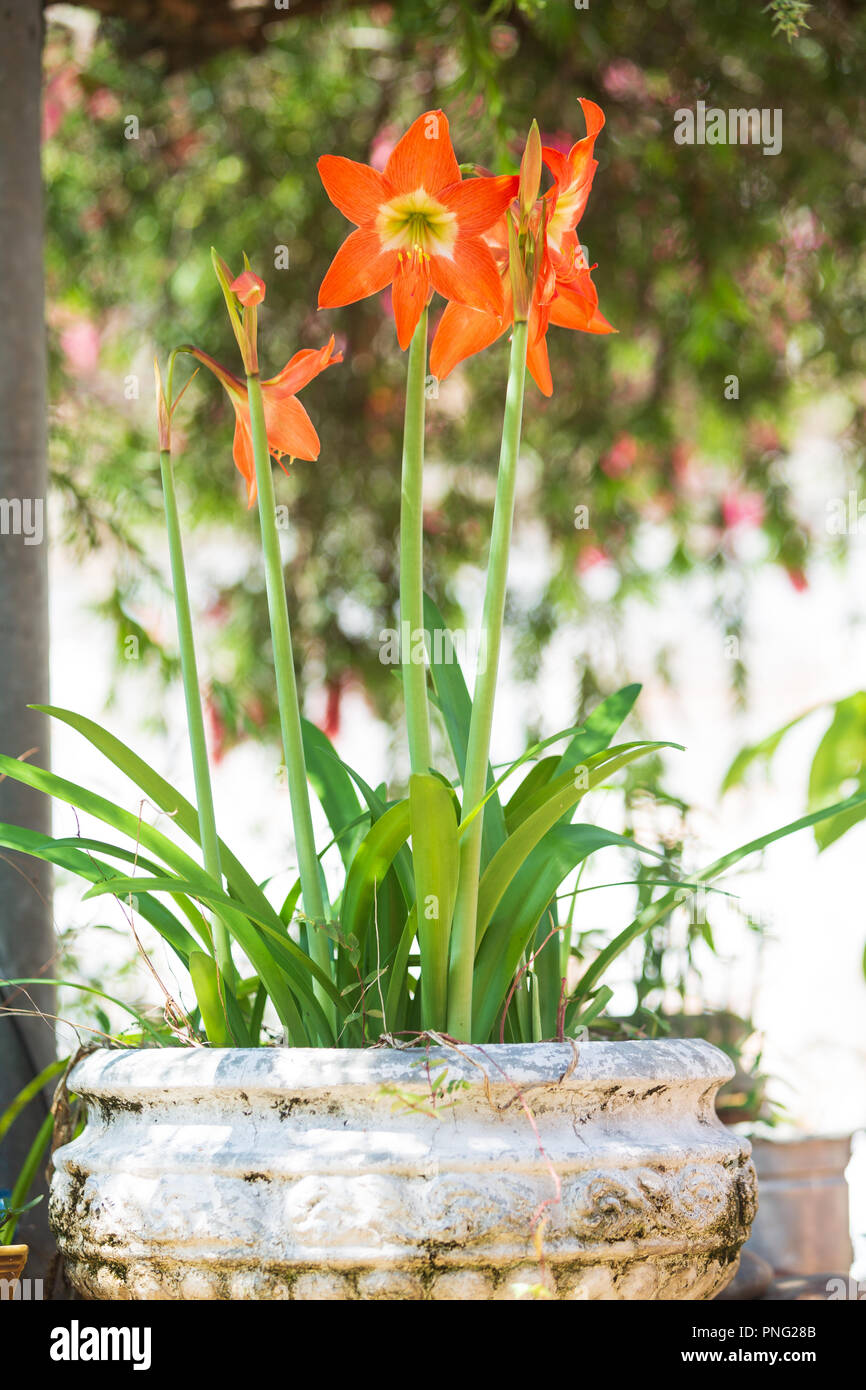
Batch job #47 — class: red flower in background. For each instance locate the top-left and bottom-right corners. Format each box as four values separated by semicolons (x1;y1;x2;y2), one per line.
601;432;638;478
430;99;614;395
317;110;517;348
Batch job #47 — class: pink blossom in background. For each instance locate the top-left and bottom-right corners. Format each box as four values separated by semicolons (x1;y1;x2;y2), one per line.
602;59;647;102
577;546;611;572
540;130;572;156
42;64;80;141
245;698;266;730
205;695;227;764
86;87;120;121
787;567;809;593
671;442;693;481
490;24;519;58
749;420;781;454
601;432;638;478
59;319;100;375
369;125;398;172
786;207;825;258
165;131;203;168
79;206;106;234
721;490;765;530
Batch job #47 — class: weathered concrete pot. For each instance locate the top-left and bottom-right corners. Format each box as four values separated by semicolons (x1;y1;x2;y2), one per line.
50;1040;757;1301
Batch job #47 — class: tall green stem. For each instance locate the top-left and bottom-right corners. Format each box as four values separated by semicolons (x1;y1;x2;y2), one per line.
400;309;432;775
160;448;235;988
447;319;529;1040
246;374;333;1019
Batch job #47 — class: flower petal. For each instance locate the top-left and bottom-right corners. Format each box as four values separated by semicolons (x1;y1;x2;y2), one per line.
391;257;431;350
429;236;504;316
439;175;517;236
264;392;321;462
577;96;606;144
318;227;398;307
543;99;606;241
526;328;553;397
548;272;616;334
264;336;343;397
230;405;258;508
384;109;461;194
317;155;391;226
429;300;505;380
231;269;266;306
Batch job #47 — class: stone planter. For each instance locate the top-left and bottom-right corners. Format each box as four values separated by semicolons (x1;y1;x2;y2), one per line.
50;1039;757;1301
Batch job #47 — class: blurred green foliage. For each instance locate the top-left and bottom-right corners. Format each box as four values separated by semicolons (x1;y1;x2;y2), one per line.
45;0;866;755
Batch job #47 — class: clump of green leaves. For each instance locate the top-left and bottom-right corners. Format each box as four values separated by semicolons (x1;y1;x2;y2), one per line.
764;0;811;42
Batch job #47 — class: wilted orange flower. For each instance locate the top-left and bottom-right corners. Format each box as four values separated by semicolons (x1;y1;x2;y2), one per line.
430;99;614;396
187;338;342;507
317;110;517;349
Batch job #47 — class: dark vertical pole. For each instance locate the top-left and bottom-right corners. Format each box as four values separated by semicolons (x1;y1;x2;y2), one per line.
0;0;56;1283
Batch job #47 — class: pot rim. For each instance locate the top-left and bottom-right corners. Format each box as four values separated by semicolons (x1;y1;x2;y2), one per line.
68;1036;734;1096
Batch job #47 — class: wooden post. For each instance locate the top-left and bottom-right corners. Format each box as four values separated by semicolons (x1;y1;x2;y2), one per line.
0;0;56;1284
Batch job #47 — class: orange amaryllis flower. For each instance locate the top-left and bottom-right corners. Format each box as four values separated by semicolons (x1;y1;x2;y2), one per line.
186;338;342;507
430;99;614;396
317;110;517;349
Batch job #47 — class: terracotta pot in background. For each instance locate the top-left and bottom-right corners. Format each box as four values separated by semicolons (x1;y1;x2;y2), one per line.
745;1135;853;1277
0;1244;28;1293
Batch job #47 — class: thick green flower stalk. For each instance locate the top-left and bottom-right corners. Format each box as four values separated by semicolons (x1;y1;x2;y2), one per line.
155;355;235;989
181;251;343;1024
447;320;529;1039
400;308;432;776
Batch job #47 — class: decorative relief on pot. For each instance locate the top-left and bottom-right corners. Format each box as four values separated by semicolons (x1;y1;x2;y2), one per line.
50;1040;756;1301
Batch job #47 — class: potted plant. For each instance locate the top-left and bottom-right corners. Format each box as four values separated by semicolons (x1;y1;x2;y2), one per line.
0;1056;70;1298
3;103;862;1302
720;697;865;1279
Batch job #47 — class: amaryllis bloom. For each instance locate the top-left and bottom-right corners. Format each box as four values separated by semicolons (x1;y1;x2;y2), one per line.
187;338;342;507
430;99;614;396
317;110;517;349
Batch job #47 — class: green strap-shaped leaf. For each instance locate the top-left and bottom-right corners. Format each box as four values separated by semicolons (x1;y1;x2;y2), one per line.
572;784;866;1009
553;683;643;775
721;703;822;792
472;823;663;1041
0;977;167;1043
340;799;412;955
30;706;290;940
0;821;203;963
188;950;243;1046
383;905;417;1037
409;773;458;1030
339;764;415;906
301;717;364;868
807;692;866;850
423;593;506;866
475;743;674;953
508;740;675;835
81;873;340;1044
503;755;560;827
